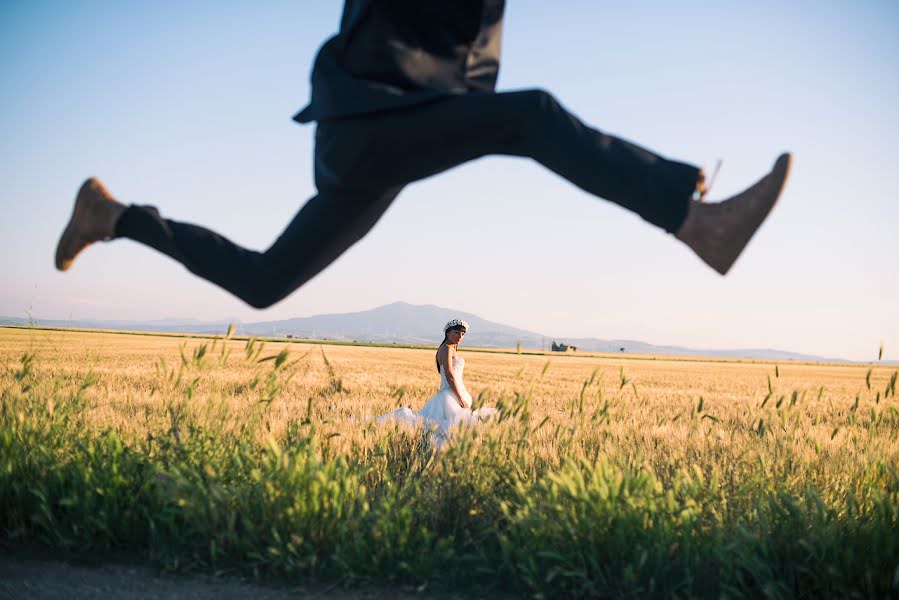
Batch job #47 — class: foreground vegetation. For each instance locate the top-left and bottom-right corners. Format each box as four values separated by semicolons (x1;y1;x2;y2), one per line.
1;327;898;598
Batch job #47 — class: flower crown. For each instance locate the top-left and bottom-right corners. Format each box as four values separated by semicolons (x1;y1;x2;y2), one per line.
444;318;470;332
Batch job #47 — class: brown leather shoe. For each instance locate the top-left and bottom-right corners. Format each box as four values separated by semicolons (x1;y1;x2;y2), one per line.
676;153;792;275
55;178;126;271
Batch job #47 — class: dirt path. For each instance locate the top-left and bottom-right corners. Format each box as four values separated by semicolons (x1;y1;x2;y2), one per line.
0;556;426;600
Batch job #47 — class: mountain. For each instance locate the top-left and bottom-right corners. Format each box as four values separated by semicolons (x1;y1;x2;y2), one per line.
246;302;540;347
0;316;237;335
1;302;883;363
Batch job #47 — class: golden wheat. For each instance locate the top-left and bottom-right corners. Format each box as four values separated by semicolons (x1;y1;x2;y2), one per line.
3;326;896;490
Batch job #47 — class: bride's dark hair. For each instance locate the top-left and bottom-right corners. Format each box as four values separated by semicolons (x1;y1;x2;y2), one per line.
436;326;466;372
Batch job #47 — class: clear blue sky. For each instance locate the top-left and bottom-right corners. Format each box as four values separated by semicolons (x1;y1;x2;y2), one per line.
1;1;897;361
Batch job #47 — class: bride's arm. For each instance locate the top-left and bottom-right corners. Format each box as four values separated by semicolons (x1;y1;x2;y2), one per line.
438;344;468;408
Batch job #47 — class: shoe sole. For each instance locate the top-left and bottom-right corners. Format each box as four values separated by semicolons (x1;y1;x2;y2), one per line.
55;179;101;271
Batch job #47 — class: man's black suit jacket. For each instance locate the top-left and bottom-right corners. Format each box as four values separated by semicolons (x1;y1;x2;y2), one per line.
294;0;506;123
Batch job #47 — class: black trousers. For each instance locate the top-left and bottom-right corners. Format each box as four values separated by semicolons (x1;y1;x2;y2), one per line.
116;89;699;308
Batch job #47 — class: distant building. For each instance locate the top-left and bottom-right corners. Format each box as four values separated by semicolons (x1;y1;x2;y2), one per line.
551;341;577;352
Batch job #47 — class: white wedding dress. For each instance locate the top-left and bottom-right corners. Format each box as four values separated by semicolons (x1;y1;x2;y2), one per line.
376;354;497;447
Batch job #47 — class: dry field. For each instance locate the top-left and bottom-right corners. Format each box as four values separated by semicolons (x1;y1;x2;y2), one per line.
2;325;898;598
2;326;895;470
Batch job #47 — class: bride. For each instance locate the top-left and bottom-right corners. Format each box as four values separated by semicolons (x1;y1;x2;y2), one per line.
376;318;496;446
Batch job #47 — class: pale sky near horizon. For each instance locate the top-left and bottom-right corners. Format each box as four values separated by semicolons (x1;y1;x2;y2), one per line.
1;1;897;361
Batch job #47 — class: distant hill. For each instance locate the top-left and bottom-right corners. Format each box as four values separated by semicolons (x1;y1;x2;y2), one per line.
0;316;237;336
247;302;539;347
1;301;884;363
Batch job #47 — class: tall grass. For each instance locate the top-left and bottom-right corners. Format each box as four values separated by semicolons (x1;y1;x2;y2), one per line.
1;329;898;598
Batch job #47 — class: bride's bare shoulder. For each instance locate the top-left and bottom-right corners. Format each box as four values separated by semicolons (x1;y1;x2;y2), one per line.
436;342;451;365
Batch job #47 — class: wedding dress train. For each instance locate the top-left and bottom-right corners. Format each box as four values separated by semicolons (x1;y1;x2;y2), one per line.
376;354;496;447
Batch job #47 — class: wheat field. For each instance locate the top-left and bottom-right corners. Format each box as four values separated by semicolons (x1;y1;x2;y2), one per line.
2;326;898;598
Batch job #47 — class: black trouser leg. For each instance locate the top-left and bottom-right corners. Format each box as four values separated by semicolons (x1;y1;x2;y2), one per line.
334;89;699;232
115;184;402;308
